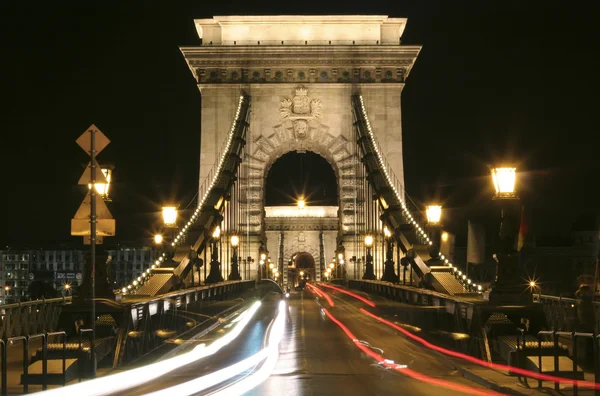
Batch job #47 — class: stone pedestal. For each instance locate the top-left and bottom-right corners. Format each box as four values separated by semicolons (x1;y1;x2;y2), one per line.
488;253;531;305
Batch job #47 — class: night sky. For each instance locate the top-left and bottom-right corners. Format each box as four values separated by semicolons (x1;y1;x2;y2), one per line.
1;1;596;248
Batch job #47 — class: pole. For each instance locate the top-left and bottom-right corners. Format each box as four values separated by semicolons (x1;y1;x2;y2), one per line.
594;258;599;295
89;129;97;377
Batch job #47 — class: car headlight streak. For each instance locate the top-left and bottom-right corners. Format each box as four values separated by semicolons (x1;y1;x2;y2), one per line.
30;301;262;396
145;300;287;396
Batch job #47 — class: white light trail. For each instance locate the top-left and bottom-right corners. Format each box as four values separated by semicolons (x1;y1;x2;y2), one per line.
210;300;286;396
145;300;287;396
29;301;262;396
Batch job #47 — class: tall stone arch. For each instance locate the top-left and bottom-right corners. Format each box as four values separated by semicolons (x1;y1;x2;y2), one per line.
181;15;421;274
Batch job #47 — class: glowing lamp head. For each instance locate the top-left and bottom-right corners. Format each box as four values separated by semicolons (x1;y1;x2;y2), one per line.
329;263;335;269
300;270;305;276
162;206;178;227
529;280;536;288
426;205;442;225
364;235;373;247
441;232;449;242
121;287;127;294
154;234;163;244
297;198;305;209
491;167;517;197
230;235;239;247
260;253;267;261
88;166;113;200
269;263;275;269
337;253;344;260
212;226;221;239
384;226;392;238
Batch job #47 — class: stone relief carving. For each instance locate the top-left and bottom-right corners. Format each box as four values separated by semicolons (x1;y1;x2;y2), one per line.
280;86;323;141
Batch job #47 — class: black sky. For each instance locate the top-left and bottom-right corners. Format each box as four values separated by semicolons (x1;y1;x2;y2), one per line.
1;1;597;247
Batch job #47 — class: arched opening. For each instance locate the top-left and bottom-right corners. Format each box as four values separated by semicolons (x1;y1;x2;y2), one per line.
288;251;316;288
265;151;338;206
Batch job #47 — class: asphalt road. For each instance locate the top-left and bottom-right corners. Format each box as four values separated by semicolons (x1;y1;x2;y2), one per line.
248;287;493;396
105;287;494;395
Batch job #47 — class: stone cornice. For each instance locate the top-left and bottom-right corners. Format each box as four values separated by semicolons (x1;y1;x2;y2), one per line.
180;45;421;84
181;45;420;65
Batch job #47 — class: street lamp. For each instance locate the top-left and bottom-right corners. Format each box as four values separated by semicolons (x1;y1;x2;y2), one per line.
297;197;305;209
363;234;375;280
426;205;442;225
229;235;241;280
491;167;517;199
162;206;178;227
154;234;163;245
488;166;526;304
88;165;114;202
206;226;224;283
382;226;398;282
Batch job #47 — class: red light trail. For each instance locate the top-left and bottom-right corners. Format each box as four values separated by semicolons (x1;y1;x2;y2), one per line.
322;307;506;396
360;308;600;389
306;283;334;307
317;283;375;307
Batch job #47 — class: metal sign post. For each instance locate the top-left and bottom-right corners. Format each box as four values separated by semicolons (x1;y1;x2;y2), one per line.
72;124;112;378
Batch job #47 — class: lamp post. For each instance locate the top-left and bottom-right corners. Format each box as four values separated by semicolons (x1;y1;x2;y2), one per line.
425;204;444;277
88;165;114;202
258;248;267;282
228;235;241;280
363;235;376;280
382;226;398;282
426;204;442;253
161;206;178;259
206;226;224;283
488;166;525;304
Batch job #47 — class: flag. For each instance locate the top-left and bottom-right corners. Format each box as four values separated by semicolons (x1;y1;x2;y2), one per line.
517;205;530;273
467;221;486;265
517;206;528;252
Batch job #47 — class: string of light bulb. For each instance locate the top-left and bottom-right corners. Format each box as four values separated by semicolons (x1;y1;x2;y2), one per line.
357;96;482;293
121;95;247;295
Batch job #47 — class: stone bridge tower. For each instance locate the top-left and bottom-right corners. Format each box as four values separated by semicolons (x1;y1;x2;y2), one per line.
181;15;420;281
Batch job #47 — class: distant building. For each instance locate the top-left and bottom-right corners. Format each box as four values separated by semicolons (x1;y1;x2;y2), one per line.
534;230;600;296
29;249;86;297
107;247;160;289
0;252;31;304
0;246;159;304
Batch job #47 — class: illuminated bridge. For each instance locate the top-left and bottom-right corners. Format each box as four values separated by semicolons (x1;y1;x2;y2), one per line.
1;15;598;396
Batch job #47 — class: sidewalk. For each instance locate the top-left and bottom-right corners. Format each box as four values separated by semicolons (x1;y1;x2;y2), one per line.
447;355;598;396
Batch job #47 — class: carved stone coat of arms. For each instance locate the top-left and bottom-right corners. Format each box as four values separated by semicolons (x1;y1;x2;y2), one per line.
280;86;323;140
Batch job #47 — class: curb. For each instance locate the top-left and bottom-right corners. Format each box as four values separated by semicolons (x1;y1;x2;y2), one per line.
457;366;527;396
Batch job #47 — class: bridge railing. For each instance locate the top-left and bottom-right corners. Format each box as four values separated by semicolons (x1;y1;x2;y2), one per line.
119;280;255;365
349;280;477;342
0;296;72;339
534;293;600;333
